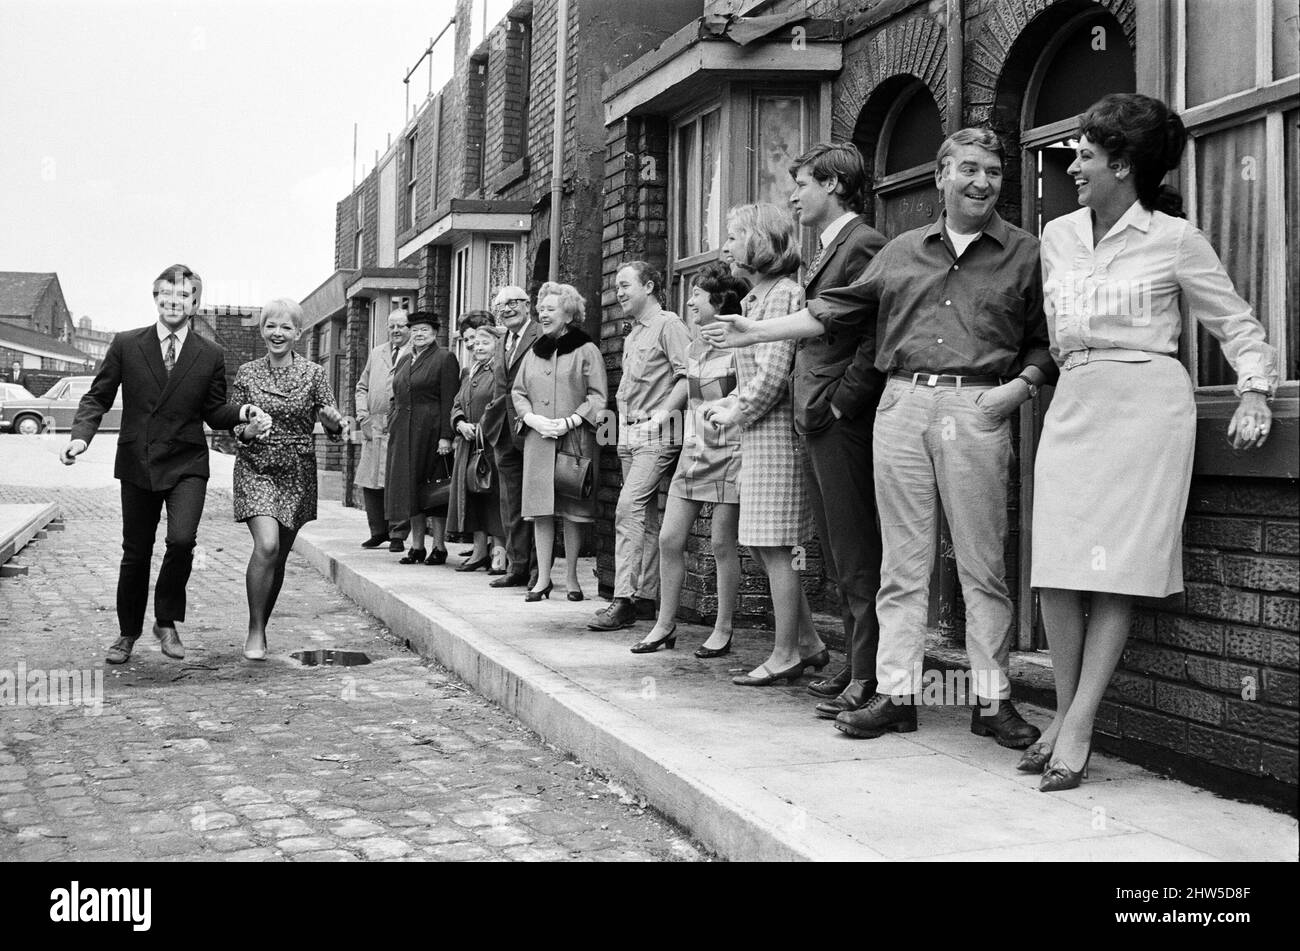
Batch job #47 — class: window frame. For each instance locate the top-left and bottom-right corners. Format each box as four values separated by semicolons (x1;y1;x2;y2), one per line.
405;131;419;231
1173;0;1298;397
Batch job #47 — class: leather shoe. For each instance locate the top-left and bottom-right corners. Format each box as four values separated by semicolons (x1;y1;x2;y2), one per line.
490;572;529;588
588;598;636;631
970;698;1041;749
814;679;876;720
633;597;657;620
153;623;185;660
807;664;851;699
834;692;918;738
361;533;388;549
106;636;137;665
388;539;405;552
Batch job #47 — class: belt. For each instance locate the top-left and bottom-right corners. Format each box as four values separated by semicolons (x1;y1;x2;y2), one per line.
891;371;1004;388
1060;348;1155;371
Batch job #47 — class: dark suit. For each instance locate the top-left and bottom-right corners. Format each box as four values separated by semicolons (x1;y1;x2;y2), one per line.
797;215;887;684
480;321;542;576
72;325;244;638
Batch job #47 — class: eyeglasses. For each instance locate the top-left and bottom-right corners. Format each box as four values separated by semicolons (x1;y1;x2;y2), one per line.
497;298;529;307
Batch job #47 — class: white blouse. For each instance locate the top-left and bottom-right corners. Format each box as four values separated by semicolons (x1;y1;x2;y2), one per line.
1041;201;1277;389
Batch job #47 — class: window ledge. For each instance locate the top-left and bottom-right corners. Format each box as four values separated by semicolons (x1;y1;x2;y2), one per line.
1192;385;1298;479
491;156;529;195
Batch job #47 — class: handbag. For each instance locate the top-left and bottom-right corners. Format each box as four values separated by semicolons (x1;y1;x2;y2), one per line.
418;455;453;512
466;429;492;494
554;429;593;501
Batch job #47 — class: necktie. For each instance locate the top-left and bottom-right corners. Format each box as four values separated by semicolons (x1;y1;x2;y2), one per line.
807;240;825;275
508;334;518;360
164;334;177;376
392;345;399;364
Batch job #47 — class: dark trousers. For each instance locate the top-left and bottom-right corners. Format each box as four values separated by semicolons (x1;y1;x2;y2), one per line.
361;487;410;541
493;441;536;579
117;476;207;638
804;411;883;682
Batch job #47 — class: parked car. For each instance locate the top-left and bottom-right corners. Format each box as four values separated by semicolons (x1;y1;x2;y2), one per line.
0;376;122;434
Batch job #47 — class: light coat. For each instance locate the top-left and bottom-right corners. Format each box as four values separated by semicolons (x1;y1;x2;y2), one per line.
353;340;408;490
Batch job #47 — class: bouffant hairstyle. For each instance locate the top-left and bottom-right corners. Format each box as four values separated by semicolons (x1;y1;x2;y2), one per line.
726;203;801;278
788;142;869;213
1079;93;1188;218
458;310;494;333
538;282;586;323
261;297;306;332
692;262;751;315
617;261;666;306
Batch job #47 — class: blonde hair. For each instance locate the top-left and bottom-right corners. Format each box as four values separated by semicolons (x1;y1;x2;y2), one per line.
262;297;306;332
538;282;586;323
727;203;801;277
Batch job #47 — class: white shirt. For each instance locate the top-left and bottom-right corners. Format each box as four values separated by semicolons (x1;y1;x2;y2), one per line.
945;225;981;258
507;319;533;358
155;320;190;361
1041;201;1277;387
819;212;858;251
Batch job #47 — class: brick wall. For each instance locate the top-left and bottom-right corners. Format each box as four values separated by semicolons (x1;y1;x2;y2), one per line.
1106;478;1299;798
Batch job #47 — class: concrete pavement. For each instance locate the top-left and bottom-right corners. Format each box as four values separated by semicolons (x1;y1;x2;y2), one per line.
296;500;1300;862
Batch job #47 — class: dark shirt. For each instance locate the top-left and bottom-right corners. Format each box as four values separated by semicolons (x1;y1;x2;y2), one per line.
807;212;1058;384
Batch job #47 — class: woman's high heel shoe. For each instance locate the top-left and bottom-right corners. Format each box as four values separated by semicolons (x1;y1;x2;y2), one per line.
425;547;448;566
799;647;831;673
1040;747;1091;792
1017;741;1053;774
630;624;676;654
524;582;554;602
399;548;427;564
694;632;733;659
456;555;490;572
567;590;584;602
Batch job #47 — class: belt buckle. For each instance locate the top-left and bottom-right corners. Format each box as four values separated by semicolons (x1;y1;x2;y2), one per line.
926;374;940;388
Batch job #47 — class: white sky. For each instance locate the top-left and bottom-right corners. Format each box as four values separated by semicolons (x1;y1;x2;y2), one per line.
0;0;459;331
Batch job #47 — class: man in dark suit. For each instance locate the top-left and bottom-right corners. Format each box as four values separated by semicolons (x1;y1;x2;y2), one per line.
61;264;262;665
787;143;889;722
480;284;543;587
9;362;25;386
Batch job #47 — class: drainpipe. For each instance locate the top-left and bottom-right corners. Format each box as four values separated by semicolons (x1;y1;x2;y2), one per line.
548;0;569;280
946;0;964;131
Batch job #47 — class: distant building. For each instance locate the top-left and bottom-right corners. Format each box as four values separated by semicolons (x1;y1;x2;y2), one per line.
0;272;90;373
190;303;272;391
72;317;116;365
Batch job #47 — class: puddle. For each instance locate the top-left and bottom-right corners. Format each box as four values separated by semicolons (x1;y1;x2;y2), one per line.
290;649;372;667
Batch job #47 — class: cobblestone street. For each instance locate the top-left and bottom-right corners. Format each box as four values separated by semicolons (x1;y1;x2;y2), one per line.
0;480;708;862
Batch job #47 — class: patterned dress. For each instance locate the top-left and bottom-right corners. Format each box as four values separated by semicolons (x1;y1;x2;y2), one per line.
230;354;338;531
732;277;811;547
668;335;741;503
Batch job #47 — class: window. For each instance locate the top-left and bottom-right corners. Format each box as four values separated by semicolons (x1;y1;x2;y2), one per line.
1177;0;1299;386
405;132;419;230
453;244;472;364
752;95;806;207
353;192;364;268
487;241;516;308
872;82;945;237
674;106;723;261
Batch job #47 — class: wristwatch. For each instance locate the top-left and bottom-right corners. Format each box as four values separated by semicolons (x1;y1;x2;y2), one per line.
1235;377;1273;401
1015;373;1039;399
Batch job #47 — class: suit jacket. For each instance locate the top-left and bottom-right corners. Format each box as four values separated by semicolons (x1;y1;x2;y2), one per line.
793;215;888;434
71;325;243;491
480;320;543;451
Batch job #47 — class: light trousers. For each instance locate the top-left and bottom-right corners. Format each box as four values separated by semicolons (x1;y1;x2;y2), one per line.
613;440;680;600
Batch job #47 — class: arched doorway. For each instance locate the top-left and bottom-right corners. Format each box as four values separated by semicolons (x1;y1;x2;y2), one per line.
996;3;1136;649
854;77;945;237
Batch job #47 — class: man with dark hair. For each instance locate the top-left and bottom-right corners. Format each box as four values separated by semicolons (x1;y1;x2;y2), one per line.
709;129;1053;748
62;264;264;665
787;142;889;722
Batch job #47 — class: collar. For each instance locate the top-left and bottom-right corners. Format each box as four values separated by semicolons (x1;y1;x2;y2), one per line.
156;320;190;344
508;319;533;341
818;212;858;249
634;307;665;328
532;325;593;359
1101;200;1153;241
925;210;1009;248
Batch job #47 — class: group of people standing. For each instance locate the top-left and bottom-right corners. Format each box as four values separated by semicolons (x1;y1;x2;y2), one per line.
65;92;1275;797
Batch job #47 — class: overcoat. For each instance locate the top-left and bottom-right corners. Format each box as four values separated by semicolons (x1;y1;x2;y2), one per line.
511;327;608;521
385;342;459;520
354;340;408;490
447;358;503;535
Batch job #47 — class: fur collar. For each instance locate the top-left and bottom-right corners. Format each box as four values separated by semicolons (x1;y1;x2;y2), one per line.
531;325;593;359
